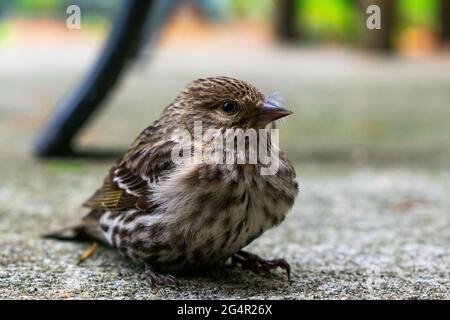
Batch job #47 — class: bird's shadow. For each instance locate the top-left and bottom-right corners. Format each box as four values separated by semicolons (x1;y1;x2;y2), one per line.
92;246;293;297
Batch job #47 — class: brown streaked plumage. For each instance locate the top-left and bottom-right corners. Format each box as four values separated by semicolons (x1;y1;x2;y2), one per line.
45;77;299;286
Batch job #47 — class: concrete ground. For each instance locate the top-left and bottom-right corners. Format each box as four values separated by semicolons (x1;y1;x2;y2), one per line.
1;40;450;299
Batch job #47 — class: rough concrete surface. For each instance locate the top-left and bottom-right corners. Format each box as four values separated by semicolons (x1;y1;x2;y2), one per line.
1;43;450;299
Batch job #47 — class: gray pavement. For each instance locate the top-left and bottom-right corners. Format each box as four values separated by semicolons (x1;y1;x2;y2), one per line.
1;45;450;299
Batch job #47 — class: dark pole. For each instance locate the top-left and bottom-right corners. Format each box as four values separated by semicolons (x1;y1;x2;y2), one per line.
34;0;154;157
440;0;450;42
274;0;299;42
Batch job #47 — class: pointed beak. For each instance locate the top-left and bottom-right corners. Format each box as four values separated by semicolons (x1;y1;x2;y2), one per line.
255;100;293;125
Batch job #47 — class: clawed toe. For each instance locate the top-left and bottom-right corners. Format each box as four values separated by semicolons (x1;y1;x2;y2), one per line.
231;251;291;281
261;258;291;281
144;264;178;288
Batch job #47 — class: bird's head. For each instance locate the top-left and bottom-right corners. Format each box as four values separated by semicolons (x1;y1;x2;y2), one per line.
169;77;292;131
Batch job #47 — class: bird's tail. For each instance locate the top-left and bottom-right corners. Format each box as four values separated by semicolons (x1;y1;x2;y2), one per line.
42;225;94;242
42;210;105;242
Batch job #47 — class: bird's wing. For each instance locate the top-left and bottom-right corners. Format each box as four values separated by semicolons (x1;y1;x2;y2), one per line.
83;140;176;212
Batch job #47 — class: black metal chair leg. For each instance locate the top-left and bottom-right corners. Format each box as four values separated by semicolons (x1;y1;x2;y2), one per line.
34;0;155;157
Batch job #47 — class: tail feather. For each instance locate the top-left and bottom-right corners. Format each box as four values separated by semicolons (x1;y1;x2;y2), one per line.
43;210;107;243
42;225;94;242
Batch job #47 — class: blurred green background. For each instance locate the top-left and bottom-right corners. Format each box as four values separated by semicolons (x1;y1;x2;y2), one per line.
1;0;443;41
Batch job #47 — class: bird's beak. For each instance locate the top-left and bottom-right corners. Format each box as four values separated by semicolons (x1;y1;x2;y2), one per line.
255;100;293;125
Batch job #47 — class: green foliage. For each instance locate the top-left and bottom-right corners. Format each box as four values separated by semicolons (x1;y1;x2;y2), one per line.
298;0;359;41
229;0;272;20
0;21;8;43
12;0;59;15
398;0;438;27
4;0;441;42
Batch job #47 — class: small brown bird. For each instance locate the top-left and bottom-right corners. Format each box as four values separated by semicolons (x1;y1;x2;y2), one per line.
46;77;298;286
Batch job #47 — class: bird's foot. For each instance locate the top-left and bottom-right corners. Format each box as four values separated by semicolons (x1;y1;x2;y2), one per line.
144;264;178;288
231;250;291;281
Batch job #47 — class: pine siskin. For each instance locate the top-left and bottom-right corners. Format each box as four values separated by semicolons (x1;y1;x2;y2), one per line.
46;77;299;286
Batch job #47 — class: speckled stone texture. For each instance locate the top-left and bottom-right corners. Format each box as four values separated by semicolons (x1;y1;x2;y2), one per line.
1;46;450;299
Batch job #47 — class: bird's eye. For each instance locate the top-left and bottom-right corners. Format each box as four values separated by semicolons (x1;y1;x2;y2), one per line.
219;101;239;114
